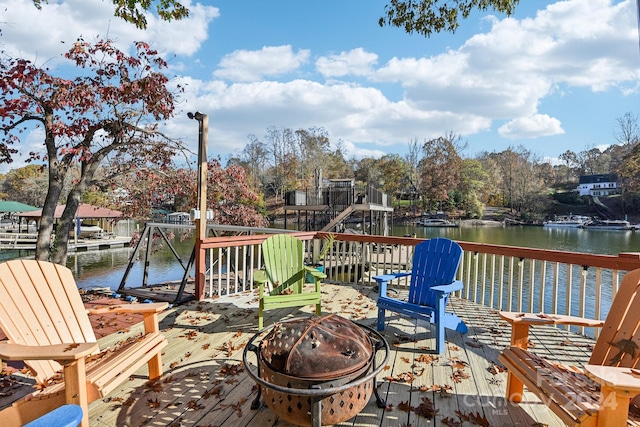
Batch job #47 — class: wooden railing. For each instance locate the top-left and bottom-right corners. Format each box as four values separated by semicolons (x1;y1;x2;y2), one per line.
196;230;640;338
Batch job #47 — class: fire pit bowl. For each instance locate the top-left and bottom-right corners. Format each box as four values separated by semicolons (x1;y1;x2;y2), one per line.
243;314;389;427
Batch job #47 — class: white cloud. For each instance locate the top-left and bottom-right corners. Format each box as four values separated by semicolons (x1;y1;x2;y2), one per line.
213;45;310;82
1;0;638;168
1;0;217;63
498;114;565;139
315;48;378;78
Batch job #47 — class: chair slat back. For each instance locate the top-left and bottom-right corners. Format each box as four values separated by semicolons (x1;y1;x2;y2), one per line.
590;268;640;368
261;235;305;294
0;260;97;382
408;238;463;307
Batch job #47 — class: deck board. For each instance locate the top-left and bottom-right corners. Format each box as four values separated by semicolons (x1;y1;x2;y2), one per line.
0;283;600;426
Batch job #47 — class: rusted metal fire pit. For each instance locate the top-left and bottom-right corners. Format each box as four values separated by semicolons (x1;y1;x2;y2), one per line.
243;314;389;427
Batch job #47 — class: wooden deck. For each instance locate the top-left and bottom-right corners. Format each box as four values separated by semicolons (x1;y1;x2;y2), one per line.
1;283;600;426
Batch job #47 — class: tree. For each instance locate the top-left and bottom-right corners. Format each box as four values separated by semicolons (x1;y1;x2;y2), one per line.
0;39;185;264
457;158;487;218
354;157;382;186
117;160;266;227
1;165;49;207
558;150;578;183
378;154;409;198
577;147;609;175
31;0;189;29
614;112;640;146
292;127;331;187
379;0;521;37
417;136;462;211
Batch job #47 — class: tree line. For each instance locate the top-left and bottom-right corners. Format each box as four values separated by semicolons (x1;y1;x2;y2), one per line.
5;111;638;228
225;113;640;221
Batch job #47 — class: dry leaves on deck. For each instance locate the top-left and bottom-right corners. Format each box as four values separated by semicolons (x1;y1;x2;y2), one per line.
397;397;438;419
385;371;416;383
456;410;490;426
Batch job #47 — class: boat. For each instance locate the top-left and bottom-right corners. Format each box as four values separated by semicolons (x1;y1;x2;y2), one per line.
78;223;103;237
543;215;590;228
582;219;632;230
416;218;459;227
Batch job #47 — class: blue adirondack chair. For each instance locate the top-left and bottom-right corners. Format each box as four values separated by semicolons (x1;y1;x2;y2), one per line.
373;237;467;354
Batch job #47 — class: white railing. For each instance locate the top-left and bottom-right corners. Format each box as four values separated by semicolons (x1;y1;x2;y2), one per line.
197;230;640;338
0;232;38;249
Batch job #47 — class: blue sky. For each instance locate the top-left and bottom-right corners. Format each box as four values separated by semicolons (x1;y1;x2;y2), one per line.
1;0;639;173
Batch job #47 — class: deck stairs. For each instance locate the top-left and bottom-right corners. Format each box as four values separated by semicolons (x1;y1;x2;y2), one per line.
321;205;355;232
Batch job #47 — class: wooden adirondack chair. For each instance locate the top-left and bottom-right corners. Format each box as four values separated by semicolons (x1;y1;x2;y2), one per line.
0;260;168;427
254;234;324;329
498;268;640;427
373;237;467;354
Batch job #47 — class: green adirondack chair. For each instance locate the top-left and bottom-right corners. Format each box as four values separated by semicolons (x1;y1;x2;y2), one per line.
254;234;325;329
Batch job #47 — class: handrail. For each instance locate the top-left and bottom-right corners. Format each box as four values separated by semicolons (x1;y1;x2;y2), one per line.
195;229;640;338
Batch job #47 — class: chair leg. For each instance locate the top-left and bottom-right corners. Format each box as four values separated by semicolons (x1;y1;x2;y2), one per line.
315;303;322;316
597;385;631;427
64;358;89;427
435;322;445;354
435;298;446;354
377;307;386;331
148;353;163;380
505;372;524;403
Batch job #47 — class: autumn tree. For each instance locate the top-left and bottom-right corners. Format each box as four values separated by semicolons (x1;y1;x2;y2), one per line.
378;154;410;198
292;127;331;188
577;147;610;175
31;0;189;29
457;158;487;218
417;135;462;211
558;150;578;184
233;135;270;192
354;157;382;187
117;160;266;227
1;165;49;207
0;39;186;264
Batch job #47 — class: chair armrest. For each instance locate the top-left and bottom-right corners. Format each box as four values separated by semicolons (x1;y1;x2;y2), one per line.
500;311;604;348
499;311;605;328
431;280;464;294
253;269;268;284
303;266;327;280
0;342;98;361
87;302;168;315
585;365;640;394
373;272;411;297
372;272;411;283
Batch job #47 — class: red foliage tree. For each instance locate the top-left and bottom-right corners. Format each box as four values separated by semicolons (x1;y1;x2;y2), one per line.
0;38;186;264
118;159;267;228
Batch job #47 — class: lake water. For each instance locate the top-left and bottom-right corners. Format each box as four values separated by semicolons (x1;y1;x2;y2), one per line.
2;224;639;291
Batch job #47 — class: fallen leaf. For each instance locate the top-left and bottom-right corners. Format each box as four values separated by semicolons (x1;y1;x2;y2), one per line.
413;397;437;418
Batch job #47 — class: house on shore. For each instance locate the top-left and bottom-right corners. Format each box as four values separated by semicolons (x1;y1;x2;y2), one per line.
577;174;620;197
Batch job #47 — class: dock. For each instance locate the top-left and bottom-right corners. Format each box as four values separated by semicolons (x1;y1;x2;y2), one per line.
0;231;131;251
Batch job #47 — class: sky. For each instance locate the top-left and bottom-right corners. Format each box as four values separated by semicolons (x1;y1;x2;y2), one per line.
1;0;639;173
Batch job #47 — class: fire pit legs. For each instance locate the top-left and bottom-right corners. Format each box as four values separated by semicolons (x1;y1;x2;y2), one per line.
310;385;322;427
372;339;387;409
249;345;262;410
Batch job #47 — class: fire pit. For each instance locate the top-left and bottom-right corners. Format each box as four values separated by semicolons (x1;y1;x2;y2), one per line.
243;314;389;427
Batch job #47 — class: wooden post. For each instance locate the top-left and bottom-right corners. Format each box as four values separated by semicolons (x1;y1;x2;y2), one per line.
192;112;208;300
